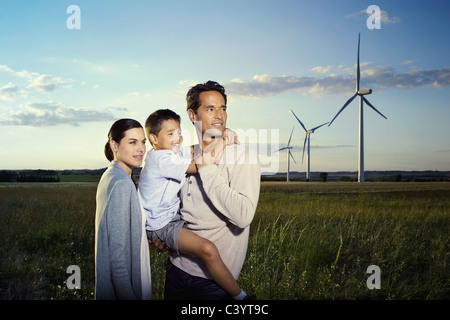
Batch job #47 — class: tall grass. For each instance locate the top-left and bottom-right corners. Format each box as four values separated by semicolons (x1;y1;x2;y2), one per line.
0;183;96;299
0;182;448;299
240;185;449;299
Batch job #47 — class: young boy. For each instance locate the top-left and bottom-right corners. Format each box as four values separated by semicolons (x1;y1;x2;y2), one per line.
138;109;248;300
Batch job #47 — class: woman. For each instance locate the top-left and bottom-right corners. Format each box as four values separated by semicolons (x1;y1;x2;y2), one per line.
95;118;152;300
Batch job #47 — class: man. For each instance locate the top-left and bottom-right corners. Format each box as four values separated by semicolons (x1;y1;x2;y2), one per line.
164;80;261;299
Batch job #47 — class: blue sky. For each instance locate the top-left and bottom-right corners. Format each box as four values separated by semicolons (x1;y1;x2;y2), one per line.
0;0;449;173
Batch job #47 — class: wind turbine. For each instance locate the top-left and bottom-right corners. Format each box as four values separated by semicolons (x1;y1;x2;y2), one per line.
274;127;296;182
328;33;387;182
290;109;328;181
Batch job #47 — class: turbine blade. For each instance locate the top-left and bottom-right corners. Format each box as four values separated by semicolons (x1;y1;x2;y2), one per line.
362;97;387;119
287;127;294;147
311;122;329;132
356;33;360;92
302;134;307;163
275;147;288;152
289;150;296;164
328;93;357;126
290;109;307;132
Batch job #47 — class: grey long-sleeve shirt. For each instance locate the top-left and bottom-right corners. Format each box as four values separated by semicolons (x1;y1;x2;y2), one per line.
170;143;261;279
95;161;152;300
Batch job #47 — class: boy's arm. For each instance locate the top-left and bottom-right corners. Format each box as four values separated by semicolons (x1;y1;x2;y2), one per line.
158;150;192;181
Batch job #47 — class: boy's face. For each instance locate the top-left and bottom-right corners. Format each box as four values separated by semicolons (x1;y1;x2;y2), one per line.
150;119;183;152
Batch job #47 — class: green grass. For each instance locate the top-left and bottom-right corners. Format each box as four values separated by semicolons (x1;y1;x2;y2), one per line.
0;182;448;299
241;184;449;299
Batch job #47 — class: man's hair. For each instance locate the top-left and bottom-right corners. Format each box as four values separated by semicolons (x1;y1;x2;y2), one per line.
145;109;181;140
186;80;227;113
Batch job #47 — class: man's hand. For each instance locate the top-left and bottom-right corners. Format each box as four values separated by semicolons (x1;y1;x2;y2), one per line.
149;238;169;252
194;139;225;169
224;128;240;146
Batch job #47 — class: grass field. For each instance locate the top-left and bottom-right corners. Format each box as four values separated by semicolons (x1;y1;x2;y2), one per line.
0;181;448;300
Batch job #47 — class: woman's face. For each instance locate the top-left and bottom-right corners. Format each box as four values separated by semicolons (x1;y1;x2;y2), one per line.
111;127;146;175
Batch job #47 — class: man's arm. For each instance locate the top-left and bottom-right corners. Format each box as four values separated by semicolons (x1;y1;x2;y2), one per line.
197;162;260;229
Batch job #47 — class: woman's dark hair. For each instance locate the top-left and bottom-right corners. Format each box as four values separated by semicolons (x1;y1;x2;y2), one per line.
186;80;227;113
104;118;143;161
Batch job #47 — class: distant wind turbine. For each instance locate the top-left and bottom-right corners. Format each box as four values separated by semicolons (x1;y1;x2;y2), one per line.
328;33;387;182
290;109;328;181
274;127;296;182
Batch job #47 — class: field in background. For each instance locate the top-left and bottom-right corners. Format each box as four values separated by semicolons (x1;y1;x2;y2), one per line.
0;181;448;299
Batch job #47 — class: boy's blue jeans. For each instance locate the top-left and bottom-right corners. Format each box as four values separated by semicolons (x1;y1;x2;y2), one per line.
164;261;232;300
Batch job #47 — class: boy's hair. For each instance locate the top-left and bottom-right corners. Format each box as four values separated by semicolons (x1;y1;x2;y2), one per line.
186;80;227;113
145;109;181;140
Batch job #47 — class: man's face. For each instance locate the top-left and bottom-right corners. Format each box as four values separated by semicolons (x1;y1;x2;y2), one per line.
188;90;227;139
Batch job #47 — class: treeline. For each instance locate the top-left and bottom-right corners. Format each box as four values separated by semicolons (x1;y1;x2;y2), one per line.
60;169;106;175
261;171;450;182
0;170;60;182
0;168;108;183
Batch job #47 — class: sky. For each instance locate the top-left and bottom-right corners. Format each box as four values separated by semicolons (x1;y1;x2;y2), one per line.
0;0;449;174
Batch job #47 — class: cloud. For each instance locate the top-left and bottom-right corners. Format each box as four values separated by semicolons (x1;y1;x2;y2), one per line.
362;66;450;89
310;66;333;74
27;75;58;92
0;101;116;127
0;64;39;79
225;66;450;98
346;9;401;24
105;106;129;112
0;83;19;101
0;65;72;97
401;60;415;65
0;65;14;73
226;74;317;97
378;10;401;24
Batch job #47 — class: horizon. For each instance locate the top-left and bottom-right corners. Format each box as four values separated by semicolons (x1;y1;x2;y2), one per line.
1;1;449;172
3;167;450;175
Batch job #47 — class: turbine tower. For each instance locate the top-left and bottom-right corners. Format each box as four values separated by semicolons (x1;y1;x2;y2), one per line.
290;109;328;181
275;127;296;182
328;33;387;182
